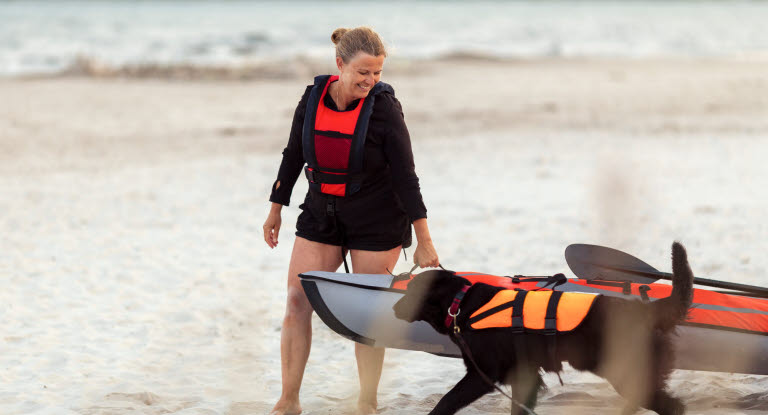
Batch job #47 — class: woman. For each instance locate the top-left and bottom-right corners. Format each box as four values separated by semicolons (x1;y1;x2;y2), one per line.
264;27;439;415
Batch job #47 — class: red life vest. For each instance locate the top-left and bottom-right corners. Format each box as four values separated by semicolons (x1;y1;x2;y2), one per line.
468;290;599;333
302;75;394;197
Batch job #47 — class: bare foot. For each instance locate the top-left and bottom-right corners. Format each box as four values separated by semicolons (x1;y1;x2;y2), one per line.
270;400;301;415
355;400;377;415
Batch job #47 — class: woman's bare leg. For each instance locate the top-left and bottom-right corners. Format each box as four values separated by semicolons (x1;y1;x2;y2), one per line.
271;237;344;415
349;246;402;414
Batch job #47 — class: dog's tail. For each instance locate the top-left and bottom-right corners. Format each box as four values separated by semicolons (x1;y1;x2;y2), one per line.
652;241;694;331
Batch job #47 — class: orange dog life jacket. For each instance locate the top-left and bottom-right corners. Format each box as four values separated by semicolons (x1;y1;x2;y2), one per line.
468;290;599;333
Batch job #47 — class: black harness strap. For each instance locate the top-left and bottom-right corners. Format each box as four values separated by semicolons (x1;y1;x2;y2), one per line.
510;290;528;333
466;290;530;330
543;291;563;370
467;299;517;326
638;285;651;302
304;168;349;185
325;196;350;273
544;291;563;335
541;273;567;290
341;247;350;273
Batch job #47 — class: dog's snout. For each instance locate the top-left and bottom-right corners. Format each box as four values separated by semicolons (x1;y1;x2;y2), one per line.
393;297;416;322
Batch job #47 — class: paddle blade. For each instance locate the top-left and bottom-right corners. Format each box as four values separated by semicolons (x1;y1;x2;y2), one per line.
565;244;661;284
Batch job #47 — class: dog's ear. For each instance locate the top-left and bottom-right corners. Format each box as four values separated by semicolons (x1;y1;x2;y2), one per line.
394;270;451;322
393;270;471;325
402;270;461;299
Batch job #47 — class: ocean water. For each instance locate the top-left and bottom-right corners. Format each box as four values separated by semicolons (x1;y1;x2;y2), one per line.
1;0;768;76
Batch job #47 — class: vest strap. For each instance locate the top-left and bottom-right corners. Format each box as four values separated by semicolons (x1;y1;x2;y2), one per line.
544;291;563;335
467;294;518;327
638;285;651;302
543;273;567;290
304;167;350;185
510;290;528;333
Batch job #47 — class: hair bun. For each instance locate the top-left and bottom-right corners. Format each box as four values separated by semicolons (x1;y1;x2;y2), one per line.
331;28;349;45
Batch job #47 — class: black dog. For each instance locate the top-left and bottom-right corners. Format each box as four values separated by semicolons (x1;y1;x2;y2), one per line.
393;242;694;415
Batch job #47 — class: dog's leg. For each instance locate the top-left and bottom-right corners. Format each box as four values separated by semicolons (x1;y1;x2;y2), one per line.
428;369;494;415
640;367;685;415
506;364;542;415
617;381;684;415
603;342;684;415
602;368;646;415
603;371;684;415
645;389;685;415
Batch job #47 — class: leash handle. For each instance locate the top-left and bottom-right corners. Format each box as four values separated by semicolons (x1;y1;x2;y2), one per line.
390;263;449;281
388;263;420;281
413;263;449;272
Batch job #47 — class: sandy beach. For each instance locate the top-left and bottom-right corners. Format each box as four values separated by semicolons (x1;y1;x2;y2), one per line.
2;57;768;414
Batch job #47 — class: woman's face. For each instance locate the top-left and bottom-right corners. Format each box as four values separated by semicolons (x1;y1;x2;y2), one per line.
336;52;385;101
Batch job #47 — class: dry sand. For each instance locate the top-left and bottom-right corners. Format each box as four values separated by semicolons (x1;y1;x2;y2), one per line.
2;58;768;414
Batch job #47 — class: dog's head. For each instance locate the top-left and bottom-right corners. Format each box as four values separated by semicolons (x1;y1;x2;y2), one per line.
393;270;471;334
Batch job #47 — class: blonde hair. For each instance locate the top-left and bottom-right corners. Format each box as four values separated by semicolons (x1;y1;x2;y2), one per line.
331;27;387;62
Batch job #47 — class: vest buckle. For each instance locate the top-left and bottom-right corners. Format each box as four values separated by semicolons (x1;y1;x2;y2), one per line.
544;318;557;336
511;316;524;334
306;168;317;183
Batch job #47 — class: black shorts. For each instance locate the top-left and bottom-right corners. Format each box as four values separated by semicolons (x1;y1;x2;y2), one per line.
295;190;412;251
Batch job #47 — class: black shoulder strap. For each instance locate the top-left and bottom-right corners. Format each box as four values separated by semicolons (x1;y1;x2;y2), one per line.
544;291;563;335
302;75;331;169
346;81;394;194
510;290;528;333
371;81;394;96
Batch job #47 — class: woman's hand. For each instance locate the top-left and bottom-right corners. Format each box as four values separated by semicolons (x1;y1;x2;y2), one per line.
263;203;283;248
412;218;439;268
413;239;439;268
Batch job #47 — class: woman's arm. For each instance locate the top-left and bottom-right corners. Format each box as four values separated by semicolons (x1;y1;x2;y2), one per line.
412;218;439;268
264;202;283;248
379;96;427;222
379;94;439;268
268;86;312;206
263;86;312;248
